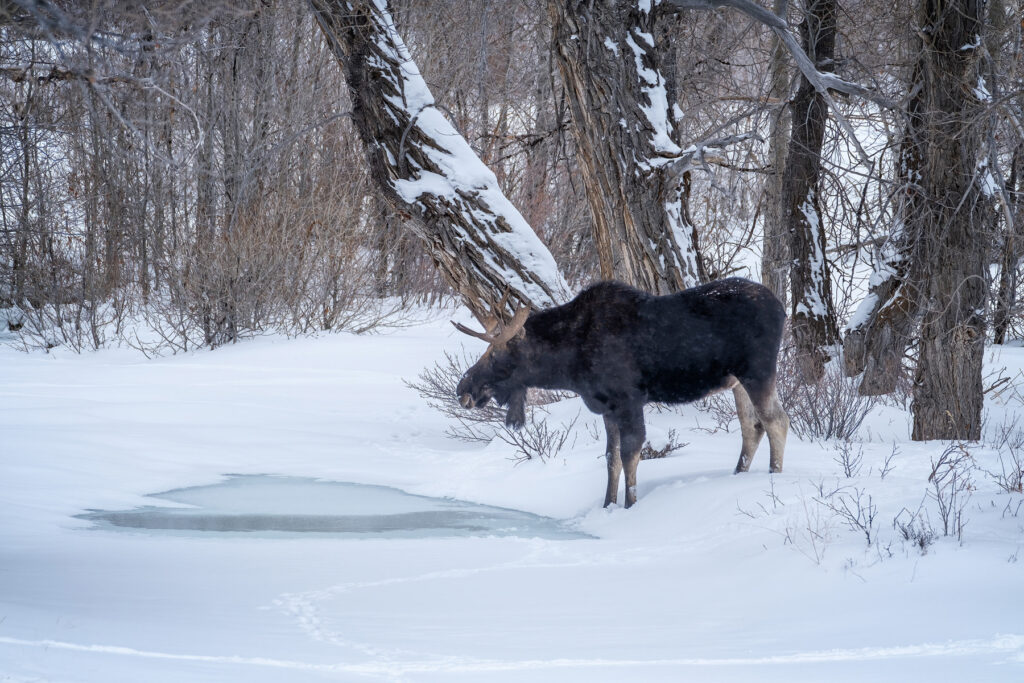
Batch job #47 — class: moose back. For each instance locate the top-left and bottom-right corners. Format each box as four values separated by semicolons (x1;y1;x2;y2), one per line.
455;278;789;508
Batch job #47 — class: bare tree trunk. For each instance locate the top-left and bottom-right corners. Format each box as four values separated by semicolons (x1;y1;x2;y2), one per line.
842;57;927;395
308;0;568;322
550;0;704;294
845;1;994;432
761;0;791;305
782;0;840;381
909;0;993;441
994;143;1024;344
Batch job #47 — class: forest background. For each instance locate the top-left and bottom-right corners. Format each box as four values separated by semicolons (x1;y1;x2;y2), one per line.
2;0;1023;444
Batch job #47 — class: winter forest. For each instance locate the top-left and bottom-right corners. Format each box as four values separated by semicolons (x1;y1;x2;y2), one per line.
3;1;1024;681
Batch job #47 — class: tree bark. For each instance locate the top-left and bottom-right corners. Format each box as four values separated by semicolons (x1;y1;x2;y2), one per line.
309;0;569;322
782;0;840;381
842;58;928;395
909;0;993;441
550;0;704;294
761;0;792;306
993;143;1024;344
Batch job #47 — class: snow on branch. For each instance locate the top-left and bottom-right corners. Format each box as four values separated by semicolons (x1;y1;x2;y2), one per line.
310;0;569;316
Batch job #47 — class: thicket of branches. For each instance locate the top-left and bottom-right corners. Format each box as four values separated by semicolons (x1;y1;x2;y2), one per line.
3;0;1024;383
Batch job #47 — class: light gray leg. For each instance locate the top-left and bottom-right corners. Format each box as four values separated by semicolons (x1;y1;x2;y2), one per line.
603;415;622;507
733;383;766;473
750;381;789;473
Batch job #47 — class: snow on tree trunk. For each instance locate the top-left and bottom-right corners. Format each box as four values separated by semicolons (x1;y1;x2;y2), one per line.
782;0;839;381
550;0;704;294
308;0;569;321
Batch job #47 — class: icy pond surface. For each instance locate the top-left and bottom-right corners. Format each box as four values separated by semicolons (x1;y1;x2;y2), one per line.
78;475;589;540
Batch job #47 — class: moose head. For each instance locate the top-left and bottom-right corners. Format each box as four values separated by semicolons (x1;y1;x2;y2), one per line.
453;305;532;429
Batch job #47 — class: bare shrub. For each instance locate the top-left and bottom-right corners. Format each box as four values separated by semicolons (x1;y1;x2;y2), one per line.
406;350;578;462
879;444;898;480
776;340;880;440
641;429;688;460
786;490;834;566
829;441;864;478
927;443;975;543
693;392;736;433
893;504;937;555
815;485;878;547
982;414;1024;494
992;447;1024;495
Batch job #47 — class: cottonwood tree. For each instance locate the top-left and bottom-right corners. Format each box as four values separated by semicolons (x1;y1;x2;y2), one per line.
994;144;1024;344
309;0;569;322
779;0;840;380
845;0;995;439
991;2;1024;346
665;0;889;375
761;0;793;305
550;0;705;293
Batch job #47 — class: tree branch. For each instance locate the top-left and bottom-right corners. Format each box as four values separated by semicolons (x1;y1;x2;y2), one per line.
664;0;895;166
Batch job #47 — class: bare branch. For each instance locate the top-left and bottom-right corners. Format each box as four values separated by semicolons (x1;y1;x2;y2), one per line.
664;0;896;165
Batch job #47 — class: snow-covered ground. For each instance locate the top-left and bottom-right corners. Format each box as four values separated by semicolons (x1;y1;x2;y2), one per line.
2;316;1023;682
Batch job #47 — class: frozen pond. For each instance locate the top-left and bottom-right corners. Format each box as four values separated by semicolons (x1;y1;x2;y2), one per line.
78;475;589;540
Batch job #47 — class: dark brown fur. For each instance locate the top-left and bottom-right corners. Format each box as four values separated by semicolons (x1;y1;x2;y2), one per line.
457;278;790;507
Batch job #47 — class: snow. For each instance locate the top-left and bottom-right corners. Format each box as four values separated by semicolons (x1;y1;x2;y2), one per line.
2;318;1024;682
795;193;830;319
973;76;993;103
624;30;681;159
977;155;1001;198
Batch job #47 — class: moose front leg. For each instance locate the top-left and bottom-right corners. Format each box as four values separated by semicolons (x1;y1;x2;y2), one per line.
504;388;527;429
603;415;622;507
618;406;646;508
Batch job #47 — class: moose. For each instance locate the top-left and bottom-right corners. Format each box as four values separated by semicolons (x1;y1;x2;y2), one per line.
454;278;789;508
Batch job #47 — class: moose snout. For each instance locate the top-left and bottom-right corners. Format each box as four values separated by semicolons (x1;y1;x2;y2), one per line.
459;393;475;409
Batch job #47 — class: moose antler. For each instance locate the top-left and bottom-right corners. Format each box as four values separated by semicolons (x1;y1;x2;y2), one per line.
451;290;531;348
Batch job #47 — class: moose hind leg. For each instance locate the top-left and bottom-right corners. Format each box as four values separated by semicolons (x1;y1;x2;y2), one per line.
603;415;622;507
733;383;765;473
747;379;789;473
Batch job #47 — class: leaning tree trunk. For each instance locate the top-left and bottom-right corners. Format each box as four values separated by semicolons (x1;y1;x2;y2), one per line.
909;0;994;441
308;0;569;322
782;0;840;381
550;0;704;294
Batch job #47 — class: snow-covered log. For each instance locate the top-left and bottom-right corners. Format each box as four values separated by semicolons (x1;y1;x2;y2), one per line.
309;0;570;320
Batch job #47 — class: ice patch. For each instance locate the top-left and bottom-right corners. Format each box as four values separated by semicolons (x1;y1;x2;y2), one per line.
77;475;590;540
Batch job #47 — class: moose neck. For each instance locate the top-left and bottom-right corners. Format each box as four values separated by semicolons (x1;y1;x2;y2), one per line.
514;344;576;393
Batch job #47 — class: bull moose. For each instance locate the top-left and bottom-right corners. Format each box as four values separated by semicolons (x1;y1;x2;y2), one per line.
454;278;789;508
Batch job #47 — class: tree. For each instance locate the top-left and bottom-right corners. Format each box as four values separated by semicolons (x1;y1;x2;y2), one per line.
994;144;1024;345
780;0;840;380
845;0;994;439
760;0;793;306
308;0;569;322
550;0;705;293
